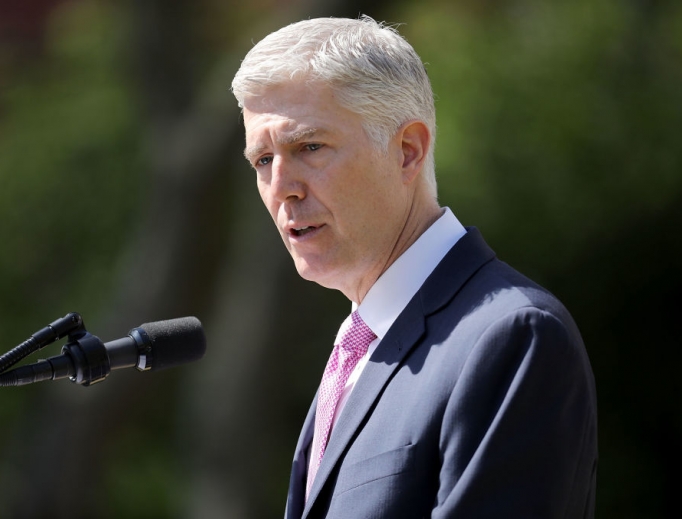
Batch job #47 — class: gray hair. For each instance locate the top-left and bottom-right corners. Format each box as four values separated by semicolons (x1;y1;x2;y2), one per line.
231;16;438;198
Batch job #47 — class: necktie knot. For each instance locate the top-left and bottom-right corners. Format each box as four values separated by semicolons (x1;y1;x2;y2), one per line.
337;310;375;357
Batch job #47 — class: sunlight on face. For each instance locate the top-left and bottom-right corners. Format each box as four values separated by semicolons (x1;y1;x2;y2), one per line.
242;81;413;302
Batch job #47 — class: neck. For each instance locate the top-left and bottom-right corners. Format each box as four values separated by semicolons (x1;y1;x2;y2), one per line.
345;194;442;304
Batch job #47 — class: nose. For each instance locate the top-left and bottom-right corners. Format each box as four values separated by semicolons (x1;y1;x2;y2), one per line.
269;156;305;202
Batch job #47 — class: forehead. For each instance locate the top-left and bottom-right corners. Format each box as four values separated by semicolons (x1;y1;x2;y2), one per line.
242;81;363;144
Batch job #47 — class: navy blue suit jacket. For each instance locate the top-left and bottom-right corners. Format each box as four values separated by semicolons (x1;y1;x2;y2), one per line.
286;228;597;519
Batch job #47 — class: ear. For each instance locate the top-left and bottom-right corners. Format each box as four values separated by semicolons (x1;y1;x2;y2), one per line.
397;120;431;185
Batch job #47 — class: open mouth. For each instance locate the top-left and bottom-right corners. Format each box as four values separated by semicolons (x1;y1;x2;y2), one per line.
292;226;317;237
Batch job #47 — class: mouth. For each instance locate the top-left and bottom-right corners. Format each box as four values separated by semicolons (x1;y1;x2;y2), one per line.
291;225;318;237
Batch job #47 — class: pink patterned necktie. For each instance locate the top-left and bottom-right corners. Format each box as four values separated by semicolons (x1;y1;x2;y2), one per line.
306;310;376;500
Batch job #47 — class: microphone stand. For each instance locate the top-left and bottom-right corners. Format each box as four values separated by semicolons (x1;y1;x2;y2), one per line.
0;313;84;373
0;313;111;387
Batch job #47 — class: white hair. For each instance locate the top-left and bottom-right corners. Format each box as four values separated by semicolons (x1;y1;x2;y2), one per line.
231;16;438;198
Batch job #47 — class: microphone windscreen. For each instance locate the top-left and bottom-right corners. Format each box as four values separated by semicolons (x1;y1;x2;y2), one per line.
139;317;206;371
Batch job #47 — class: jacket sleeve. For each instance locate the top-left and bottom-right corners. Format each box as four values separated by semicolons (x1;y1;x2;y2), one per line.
433;307;598;519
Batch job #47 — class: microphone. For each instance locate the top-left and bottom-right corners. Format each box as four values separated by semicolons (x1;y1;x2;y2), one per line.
0;317;206;387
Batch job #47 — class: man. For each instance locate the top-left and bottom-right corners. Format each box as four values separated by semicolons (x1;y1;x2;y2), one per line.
232;16;597;519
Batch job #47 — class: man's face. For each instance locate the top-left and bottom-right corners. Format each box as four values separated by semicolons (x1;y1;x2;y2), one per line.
242;81;412;302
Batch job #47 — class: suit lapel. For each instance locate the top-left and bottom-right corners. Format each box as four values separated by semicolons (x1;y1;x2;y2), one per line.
299;228;496;518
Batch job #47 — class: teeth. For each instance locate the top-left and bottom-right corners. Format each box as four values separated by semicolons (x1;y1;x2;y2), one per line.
293;226;314;236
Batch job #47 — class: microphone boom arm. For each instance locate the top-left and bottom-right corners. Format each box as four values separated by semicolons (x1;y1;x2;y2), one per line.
0;313;84;374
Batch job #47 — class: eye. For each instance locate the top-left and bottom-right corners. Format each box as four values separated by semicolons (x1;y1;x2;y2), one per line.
304;143;323;152
255;155;273;167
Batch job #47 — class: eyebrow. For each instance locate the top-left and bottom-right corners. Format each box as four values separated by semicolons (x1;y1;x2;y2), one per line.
243;127;328;162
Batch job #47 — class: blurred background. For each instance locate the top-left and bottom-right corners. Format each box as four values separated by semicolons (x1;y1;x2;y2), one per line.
0;0;680;517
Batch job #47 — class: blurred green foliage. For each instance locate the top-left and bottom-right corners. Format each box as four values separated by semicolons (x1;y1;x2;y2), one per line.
0;0;680;517
401;0;682;271
0;1;142;343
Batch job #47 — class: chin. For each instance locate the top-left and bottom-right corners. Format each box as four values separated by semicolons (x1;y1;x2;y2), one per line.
294;262;324;284
293;259;339;290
